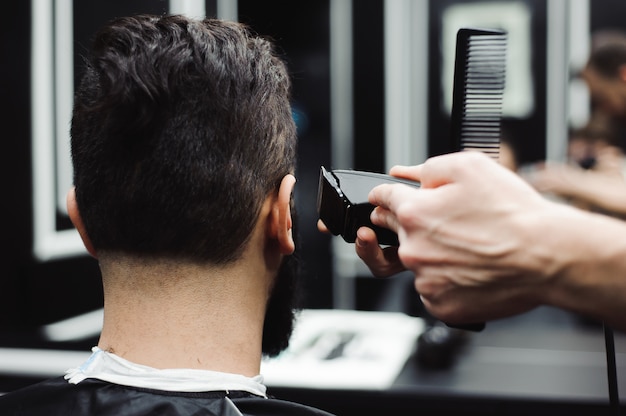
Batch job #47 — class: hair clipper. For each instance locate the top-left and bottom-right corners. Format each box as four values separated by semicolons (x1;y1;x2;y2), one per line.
316;166;420;246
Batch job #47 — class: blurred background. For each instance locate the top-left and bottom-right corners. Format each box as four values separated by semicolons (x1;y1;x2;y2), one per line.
2;0;626;414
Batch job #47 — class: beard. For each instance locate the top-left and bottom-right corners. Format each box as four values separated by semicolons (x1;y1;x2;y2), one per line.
261;217;302;357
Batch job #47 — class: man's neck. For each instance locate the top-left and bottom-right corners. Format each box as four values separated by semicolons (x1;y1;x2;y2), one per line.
96;255;271;377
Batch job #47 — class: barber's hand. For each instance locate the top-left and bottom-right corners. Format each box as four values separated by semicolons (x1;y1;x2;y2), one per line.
366;151;557;325
354;226;406;277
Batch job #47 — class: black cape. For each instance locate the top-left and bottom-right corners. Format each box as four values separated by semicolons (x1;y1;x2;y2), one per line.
0;376;335;416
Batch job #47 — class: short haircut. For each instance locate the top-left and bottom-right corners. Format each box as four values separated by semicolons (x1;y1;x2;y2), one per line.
71;15;297;264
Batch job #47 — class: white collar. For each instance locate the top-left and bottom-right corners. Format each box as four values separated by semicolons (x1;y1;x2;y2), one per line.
65;347;267;397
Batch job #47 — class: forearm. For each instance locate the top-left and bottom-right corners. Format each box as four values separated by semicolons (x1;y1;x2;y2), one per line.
539;204;626;332
528;166;626;216
567;176;626;215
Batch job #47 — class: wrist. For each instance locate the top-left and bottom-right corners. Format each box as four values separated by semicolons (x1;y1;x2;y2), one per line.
538;204;626;324
511;202;575;307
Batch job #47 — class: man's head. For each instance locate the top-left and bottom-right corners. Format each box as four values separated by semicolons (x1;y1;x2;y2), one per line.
69;15;299;356
71;14;297;264
582;30;626;118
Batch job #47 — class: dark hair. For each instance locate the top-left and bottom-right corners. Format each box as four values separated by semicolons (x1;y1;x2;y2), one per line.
587;30;626;78
71;14;297;264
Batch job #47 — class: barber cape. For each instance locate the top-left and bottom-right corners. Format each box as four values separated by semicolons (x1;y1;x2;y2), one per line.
0;347;334;416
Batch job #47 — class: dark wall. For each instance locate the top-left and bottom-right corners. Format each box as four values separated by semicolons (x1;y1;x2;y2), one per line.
591;0;626;32
352;0;386;173
0;2;30;329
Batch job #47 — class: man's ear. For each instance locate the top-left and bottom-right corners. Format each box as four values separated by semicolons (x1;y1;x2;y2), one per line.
270;174;296;255
66;187;97;258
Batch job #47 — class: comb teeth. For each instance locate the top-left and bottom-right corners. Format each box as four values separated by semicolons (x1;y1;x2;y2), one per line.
450;29;507;161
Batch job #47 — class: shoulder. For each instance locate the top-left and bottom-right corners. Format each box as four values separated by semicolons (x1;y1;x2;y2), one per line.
0;379;335;416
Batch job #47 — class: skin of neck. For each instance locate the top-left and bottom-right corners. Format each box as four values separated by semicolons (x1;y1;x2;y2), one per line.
96;199;280;377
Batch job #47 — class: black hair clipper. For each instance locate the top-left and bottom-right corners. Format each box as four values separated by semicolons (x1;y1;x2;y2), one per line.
316;166;420;246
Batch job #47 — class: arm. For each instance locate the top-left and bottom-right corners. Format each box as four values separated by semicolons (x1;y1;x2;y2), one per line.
525;162;626;216
359;151;626;331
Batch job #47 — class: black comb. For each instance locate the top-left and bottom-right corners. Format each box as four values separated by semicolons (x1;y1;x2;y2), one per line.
450;28;507;158
446;28;507;332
